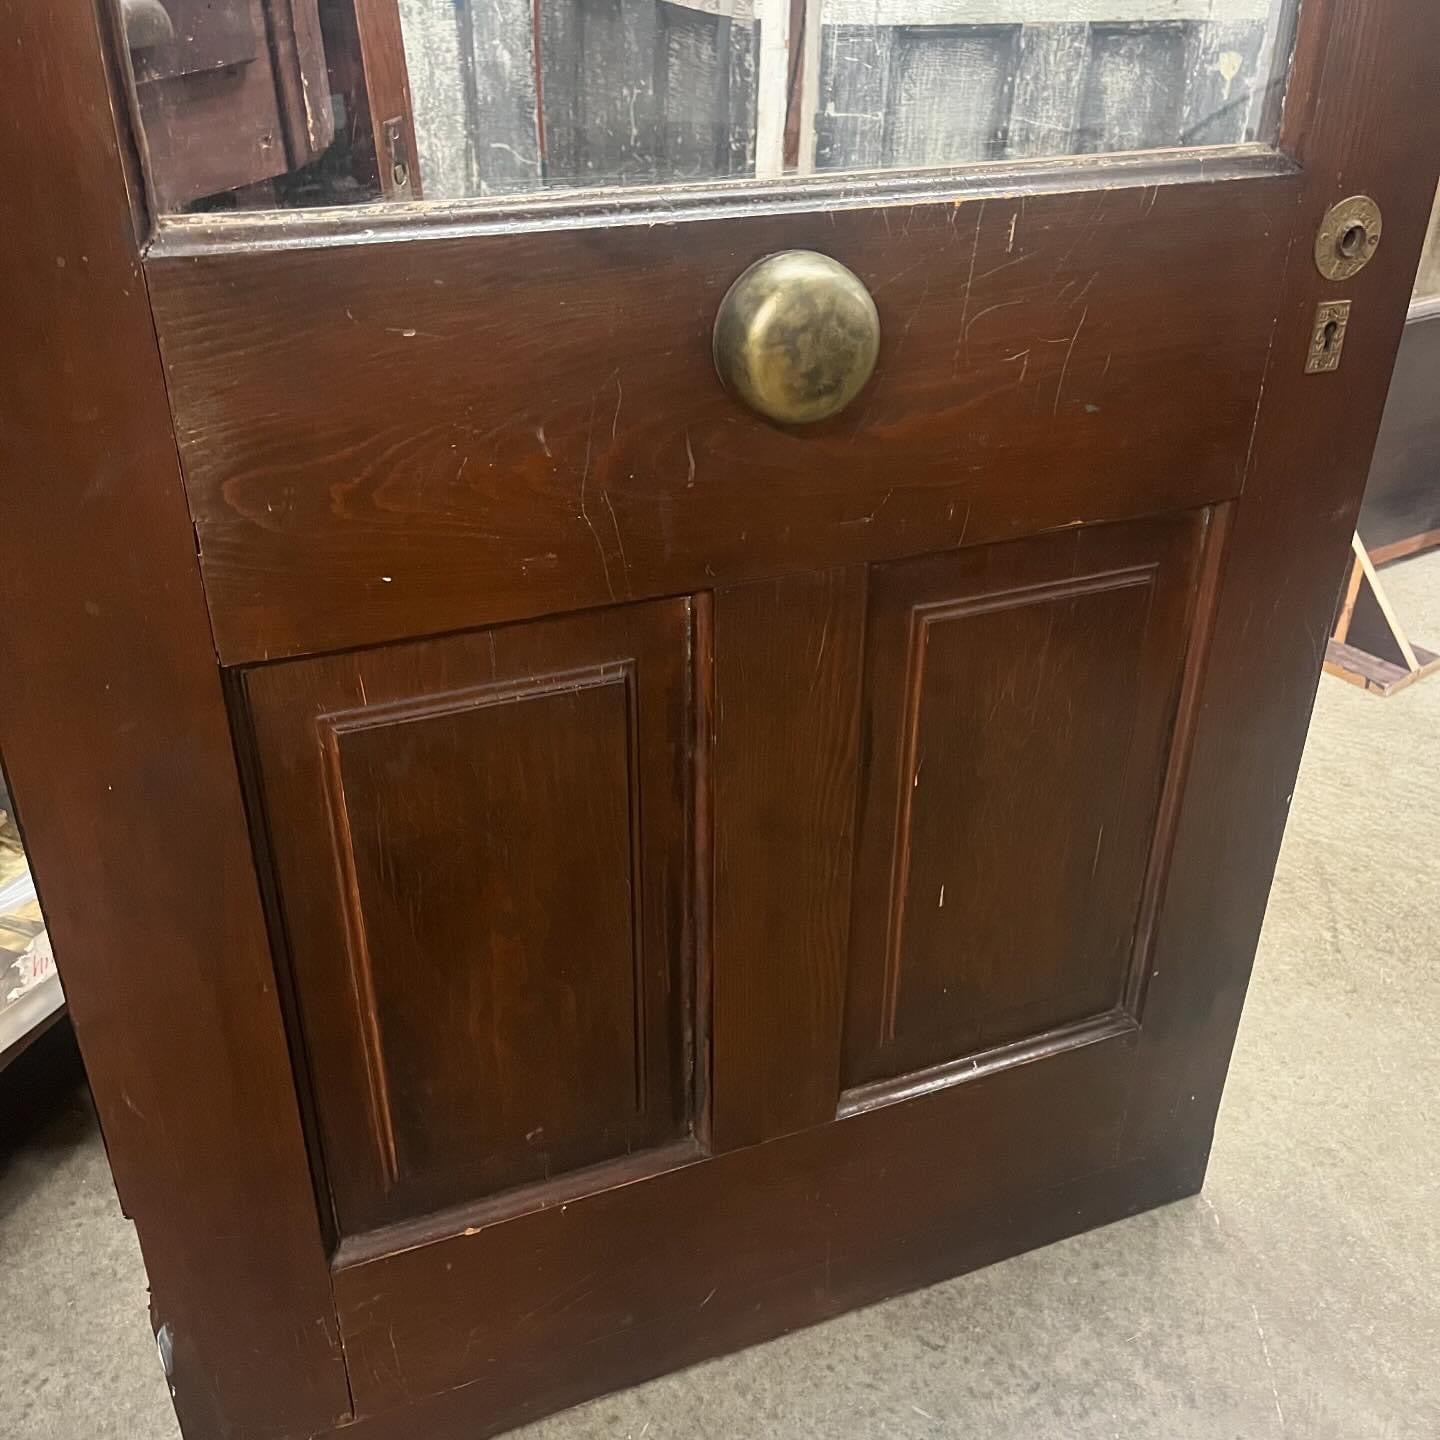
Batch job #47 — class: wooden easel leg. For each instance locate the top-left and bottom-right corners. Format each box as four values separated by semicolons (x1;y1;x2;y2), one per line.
1324;533;1440;696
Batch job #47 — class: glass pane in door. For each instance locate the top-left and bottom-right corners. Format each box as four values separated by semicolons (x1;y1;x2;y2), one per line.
121;0;1298;212
809;0;1299;173
123;0;763;210
416;0;761;195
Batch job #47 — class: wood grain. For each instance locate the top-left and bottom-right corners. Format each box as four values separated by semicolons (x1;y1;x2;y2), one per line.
147;163;1297;662
709;568;866;1149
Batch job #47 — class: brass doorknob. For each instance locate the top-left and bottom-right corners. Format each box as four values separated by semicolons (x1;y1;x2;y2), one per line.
713;251;880;425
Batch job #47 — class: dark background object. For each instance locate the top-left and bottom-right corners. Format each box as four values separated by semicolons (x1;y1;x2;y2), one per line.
127;0;420;208
1358;298;1440;562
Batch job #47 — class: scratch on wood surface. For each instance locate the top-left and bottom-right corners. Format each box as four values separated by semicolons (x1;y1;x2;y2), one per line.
813;605;832;685
1057;191;1108;273
844;487;895;527
600;488;630;590
955;200;986;371
975;252;1033;285
1053;305;1088;417
1070;271;1100;308
965;298;1025;340
895;277;932;360
577;399;616;600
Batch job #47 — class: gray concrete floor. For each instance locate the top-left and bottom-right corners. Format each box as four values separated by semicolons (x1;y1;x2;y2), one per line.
3;554;1438;1440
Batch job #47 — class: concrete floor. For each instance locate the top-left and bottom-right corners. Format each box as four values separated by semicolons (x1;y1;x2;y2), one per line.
3;554;1438;1440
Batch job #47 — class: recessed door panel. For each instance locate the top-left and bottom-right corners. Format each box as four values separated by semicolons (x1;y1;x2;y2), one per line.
243;600;696;1237
844;512;1207;1095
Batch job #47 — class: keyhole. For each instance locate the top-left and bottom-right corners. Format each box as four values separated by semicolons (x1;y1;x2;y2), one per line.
1321;319;1341;353
1337;222;1368;259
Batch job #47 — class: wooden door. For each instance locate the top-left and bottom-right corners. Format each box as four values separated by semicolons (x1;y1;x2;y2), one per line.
2;2;1437;1438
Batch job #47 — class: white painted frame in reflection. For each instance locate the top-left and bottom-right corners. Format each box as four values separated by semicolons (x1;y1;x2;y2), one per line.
395;0;1295;199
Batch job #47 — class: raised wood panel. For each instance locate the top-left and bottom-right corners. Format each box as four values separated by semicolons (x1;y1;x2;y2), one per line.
326;675;644;1189
147;160;1296;662
709;568;866;1149
242;599;696;1235
845;511;1206;1094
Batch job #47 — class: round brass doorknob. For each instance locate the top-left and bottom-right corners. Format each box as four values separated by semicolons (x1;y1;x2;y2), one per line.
713;251;880;425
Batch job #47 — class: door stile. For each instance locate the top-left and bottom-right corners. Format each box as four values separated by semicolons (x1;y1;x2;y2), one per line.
0;0;355;1436
1116;0;1440;1172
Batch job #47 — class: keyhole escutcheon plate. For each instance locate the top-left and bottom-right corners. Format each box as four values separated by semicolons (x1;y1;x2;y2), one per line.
1306;300;1353;374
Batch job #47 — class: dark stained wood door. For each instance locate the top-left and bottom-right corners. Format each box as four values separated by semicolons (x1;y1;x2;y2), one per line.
3;3;1439;1440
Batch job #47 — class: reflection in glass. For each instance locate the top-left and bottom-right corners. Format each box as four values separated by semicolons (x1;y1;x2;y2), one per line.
812;0;1298;171
123;0;1299;213
406;0;760;198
